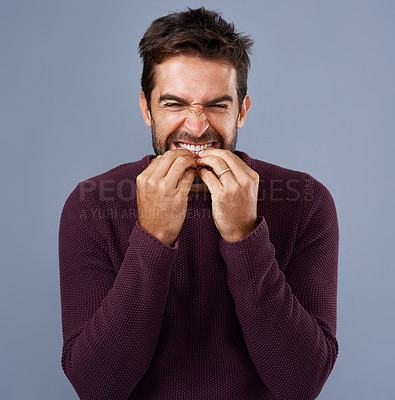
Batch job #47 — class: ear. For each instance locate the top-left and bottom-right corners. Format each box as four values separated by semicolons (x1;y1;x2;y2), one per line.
139;91;152;127
237;94;251;129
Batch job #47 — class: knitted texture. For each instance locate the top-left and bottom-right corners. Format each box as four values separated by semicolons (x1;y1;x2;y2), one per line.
59;151;339;400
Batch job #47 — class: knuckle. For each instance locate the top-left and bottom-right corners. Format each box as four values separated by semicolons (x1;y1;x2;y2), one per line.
238;176;249;187
158;178;167;189
146;176;157;188
173;156;186;166
136;174;145;185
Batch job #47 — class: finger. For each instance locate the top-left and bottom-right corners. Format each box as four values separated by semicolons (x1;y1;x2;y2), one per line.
197;155;228;175
197;155;234;184
146;148;195;178
199;148;256;180
177;168;196;191
166;155;198;188
198;167;222;194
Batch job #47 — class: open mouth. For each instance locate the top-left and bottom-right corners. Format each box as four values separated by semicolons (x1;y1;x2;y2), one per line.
174;141;217;154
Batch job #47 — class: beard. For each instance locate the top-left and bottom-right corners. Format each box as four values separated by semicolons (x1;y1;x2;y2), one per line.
150;118;238;156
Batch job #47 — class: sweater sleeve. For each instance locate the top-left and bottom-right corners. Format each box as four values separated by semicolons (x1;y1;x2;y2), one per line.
220;178;339;400
59;187;177;400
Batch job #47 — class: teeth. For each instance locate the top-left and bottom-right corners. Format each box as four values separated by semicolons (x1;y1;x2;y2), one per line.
177;142;214;152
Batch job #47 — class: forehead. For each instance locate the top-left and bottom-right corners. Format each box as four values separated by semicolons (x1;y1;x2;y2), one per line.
153;55;237;101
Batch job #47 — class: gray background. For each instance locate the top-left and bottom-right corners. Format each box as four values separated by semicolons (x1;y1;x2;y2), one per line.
1;0;394;399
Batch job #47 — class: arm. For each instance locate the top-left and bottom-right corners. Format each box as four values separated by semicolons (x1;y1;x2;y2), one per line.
220;178;339;400
198;149;338;399
59;149;196;399
59;188;177;400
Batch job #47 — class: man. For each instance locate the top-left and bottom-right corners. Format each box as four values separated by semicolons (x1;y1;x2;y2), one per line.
59;7;339;400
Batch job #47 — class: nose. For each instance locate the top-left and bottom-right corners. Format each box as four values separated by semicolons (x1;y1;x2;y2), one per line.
183;107;209;137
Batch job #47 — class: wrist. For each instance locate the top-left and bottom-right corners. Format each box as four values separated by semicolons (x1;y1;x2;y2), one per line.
222;219;258;242
140;222;176;247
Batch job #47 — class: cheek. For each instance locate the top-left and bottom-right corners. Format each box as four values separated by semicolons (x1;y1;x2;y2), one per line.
152;112;182;138
210;114;237;134
159;112;184;132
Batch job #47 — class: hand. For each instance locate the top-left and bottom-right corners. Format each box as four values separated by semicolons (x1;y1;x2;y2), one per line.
136;149;197;246
197;149;259;242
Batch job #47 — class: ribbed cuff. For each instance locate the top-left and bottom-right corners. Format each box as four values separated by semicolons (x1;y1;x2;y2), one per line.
127;221;179;268
219;216;276;283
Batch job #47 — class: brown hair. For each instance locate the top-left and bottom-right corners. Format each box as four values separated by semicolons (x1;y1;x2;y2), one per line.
138;7;253;111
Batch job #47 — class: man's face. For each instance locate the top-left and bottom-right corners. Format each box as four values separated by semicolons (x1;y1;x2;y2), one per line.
139;54;251;155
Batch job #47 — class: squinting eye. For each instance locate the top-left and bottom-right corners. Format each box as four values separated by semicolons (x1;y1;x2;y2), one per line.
208;105;226;109
165;103;183;108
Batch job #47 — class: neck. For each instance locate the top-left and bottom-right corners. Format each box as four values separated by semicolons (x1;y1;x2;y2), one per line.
189;182;209;193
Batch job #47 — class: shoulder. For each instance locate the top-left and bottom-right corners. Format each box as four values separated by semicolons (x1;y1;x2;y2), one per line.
237;150;335;205
80;155;153;188
237;150;308;182
61;155;153;217
237;151;337;239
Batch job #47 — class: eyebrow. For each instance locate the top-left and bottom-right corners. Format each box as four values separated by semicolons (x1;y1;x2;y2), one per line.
158;94;233;106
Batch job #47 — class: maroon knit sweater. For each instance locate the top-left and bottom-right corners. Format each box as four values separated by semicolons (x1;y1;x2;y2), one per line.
59;151;339;400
